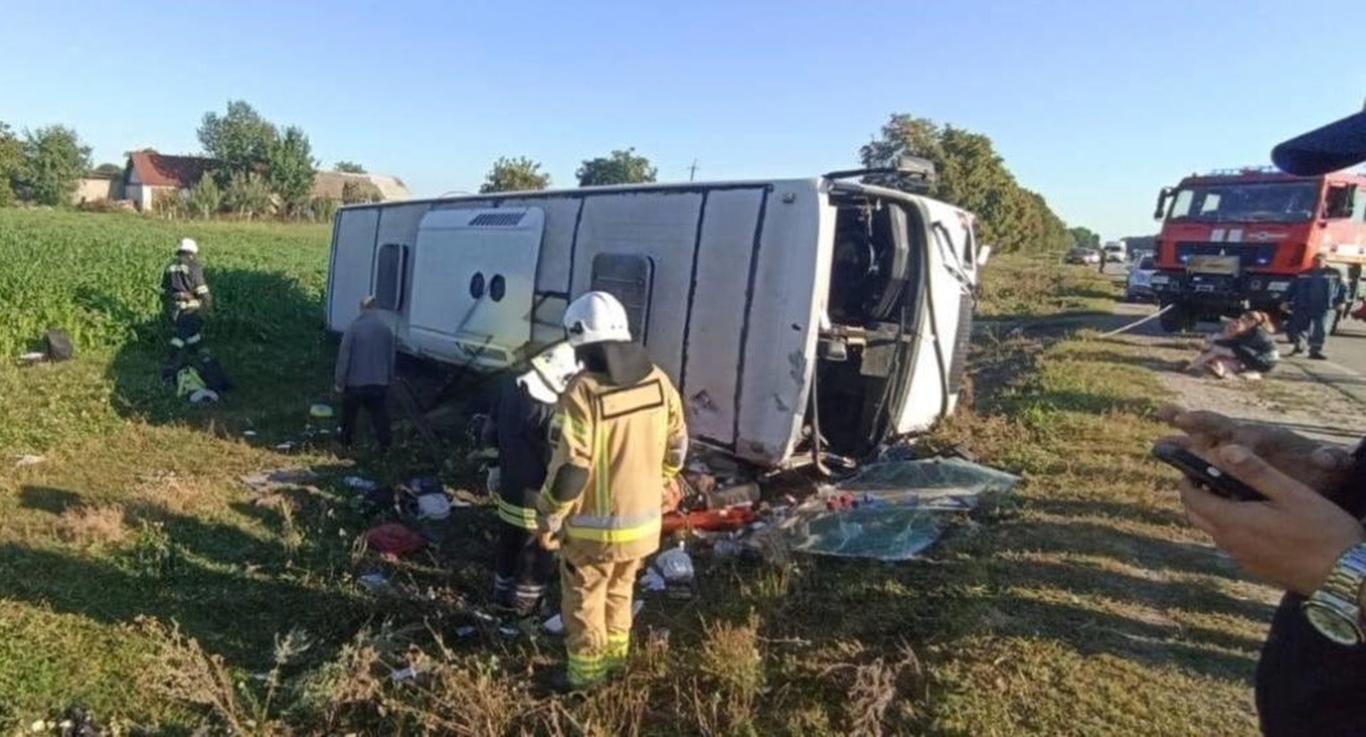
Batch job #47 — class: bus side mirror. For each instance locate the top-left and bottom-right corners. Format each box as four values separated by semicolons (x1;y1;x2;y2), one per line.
1153;187;1172;220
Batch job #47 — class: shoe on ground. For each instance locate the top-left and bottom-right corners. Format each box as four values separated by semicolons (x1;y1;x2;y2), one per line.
1288;346;1303;356
1310;352;1328;360
548;669;602;695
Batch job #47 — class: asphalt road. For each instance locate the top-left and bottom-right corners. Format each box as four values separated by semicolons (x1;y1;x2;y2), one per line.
1101;260;1366;405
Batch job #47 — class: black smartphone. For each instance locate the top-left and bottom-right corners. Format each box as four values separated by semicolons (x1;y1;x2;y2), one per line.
1151;442;1267;501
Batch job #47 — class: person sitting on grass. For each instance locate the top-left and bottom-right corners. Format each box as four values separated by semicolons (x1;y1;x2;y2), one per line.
1186;310;1279;380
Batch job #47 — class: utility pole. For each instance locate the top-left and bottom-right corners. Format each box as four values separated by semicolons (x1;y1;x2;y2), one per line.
687;159;699;182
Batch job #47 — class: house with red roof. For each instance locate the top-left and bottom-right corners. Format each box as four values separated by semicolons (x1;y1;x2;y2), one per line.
123;150;218;211
118;149;410;211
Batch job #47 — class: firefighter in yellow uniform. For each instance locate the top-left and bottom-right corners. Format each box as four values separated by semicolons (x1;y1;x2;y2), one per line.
537;291;688;691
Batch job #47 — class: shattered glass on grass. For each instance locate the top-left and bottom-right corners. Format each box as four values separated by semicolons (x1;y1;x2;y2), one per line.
789;458;1020;561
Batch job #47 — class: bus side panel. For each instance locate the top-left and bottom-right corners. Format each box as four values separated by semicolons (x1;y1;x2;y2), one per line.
680;188;767;448
327;207;381;332
372;203;432;347
734;182;830;464
572;192;705;378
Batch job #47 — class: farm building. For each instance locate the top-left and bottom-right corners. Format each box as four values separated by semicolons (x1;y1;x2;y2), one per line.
112;149;411;211
311;171;410;202
124;151;217;211
70;170;125;205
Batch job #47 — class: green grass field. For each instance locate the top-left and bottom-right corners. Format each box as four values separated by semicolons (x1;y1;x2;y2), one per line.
0;212;1267;735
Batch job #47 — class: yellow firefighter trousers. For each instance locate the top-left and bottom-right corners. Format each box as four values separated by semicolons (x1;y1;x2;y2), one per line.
561;556;643;687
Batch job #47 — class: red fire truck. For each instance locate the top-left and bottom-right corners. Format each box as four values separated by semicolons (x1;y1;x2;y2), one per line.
1150;166;1366;332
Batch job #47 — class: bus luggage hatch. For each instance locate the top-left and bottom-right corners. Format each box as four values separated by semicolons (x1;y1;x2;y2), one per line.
408;207;545;369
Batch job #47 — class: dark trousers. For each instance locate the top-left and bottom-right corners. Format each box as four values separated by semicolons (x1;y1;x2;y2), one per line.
493;521;556;616
163;310;204;377
340;385;392;449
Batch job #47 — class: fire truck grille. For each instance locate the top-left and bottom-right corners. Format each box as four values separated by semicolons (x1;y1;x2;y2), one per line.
1175;242;1278;268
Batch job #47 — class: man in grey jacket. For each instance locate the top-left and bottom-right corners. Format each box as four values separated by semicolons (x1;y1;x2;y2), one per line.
334;296;396;450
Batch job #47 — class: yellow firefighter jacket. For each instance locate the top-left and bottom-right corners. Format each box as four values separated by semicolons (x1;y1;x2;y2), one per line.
537;364;688;564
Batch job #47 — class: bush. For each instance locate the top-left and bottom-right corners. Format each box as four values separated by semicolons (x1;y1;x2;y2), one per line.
341;180;382;204
310;196;340;223
188;175;223;219
224;172;273;219
151;188;185;219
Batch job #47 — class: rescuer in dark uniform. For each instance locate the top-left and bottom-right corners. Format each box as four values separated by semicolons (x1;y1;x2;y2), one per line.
161;237;211;377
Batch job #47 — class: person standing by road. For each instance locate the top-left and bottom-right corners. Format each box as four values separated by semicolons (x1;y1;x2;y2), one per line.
1283;252;1346;360
334;296;395;450
536;291;688;691
161;237;211;378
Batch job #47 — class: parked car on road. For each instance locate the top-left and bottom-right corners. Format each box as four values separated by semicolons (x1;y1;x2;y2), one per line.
1125;255;1157;302
1065;247;1101;265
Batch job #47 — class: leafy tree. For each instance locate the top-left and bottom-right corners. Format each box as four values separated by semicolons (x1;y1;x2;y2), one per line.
341;179;383;204
859;115;947;197
266;126;317;218
198;100;277;185
1067;226;1101;250
333;161;366;174
223;171;273;219
576;148;657;186
21;125;91;206
0;122;22;206
480;156;551;193
860;113;1074;254
92;162;123;177
187;175;222;219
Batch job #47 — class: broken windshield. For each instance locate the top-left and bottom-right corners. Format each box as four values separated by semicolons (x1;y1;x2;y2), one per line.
1166;181;1319;223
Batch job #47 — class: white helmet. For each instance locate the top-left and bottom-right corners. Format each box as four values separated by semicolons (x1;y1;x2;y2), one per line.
177;238;199;254
517;341;581;404
563;291;631;347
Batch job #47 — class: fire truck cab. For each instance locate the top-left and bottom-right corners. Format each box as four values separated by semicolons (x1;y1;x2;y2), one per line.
1150;167;1366;332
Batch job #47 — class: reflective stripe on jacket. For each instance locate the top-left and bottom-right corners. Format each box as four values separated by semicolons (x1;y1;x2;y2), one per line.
163;255;209;310
538;365;688;563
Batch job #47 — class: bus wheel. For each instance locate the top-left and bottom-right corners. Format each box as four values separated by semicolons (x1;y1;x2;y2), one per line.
1159;304;1189;333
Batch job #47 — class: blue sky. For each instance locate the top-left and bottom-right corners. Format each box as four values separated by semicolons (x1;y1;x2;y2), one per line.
3;0;1363;239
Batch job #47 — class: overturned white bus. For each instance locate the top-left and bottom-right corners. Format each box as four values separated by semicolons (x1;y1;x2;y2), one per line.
324;167;988;469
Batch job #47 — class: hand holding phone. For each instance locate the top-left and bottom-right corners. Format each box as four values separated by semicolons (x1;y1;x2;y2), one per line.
1152;442;1268;501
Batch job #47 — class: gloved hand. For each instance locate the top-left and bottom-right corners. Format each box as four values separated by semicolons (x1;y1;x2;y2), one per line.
536;513;564;551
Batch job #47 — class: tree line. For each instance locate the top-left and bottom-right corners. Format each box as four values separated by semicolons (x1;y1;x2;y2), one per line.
0;122;92;207
482;115;1091;253
4;104;1096;249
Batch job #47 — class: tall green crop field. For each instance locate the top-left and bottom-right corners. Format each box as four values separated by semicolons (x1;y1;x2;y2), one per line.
0;209;330;358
